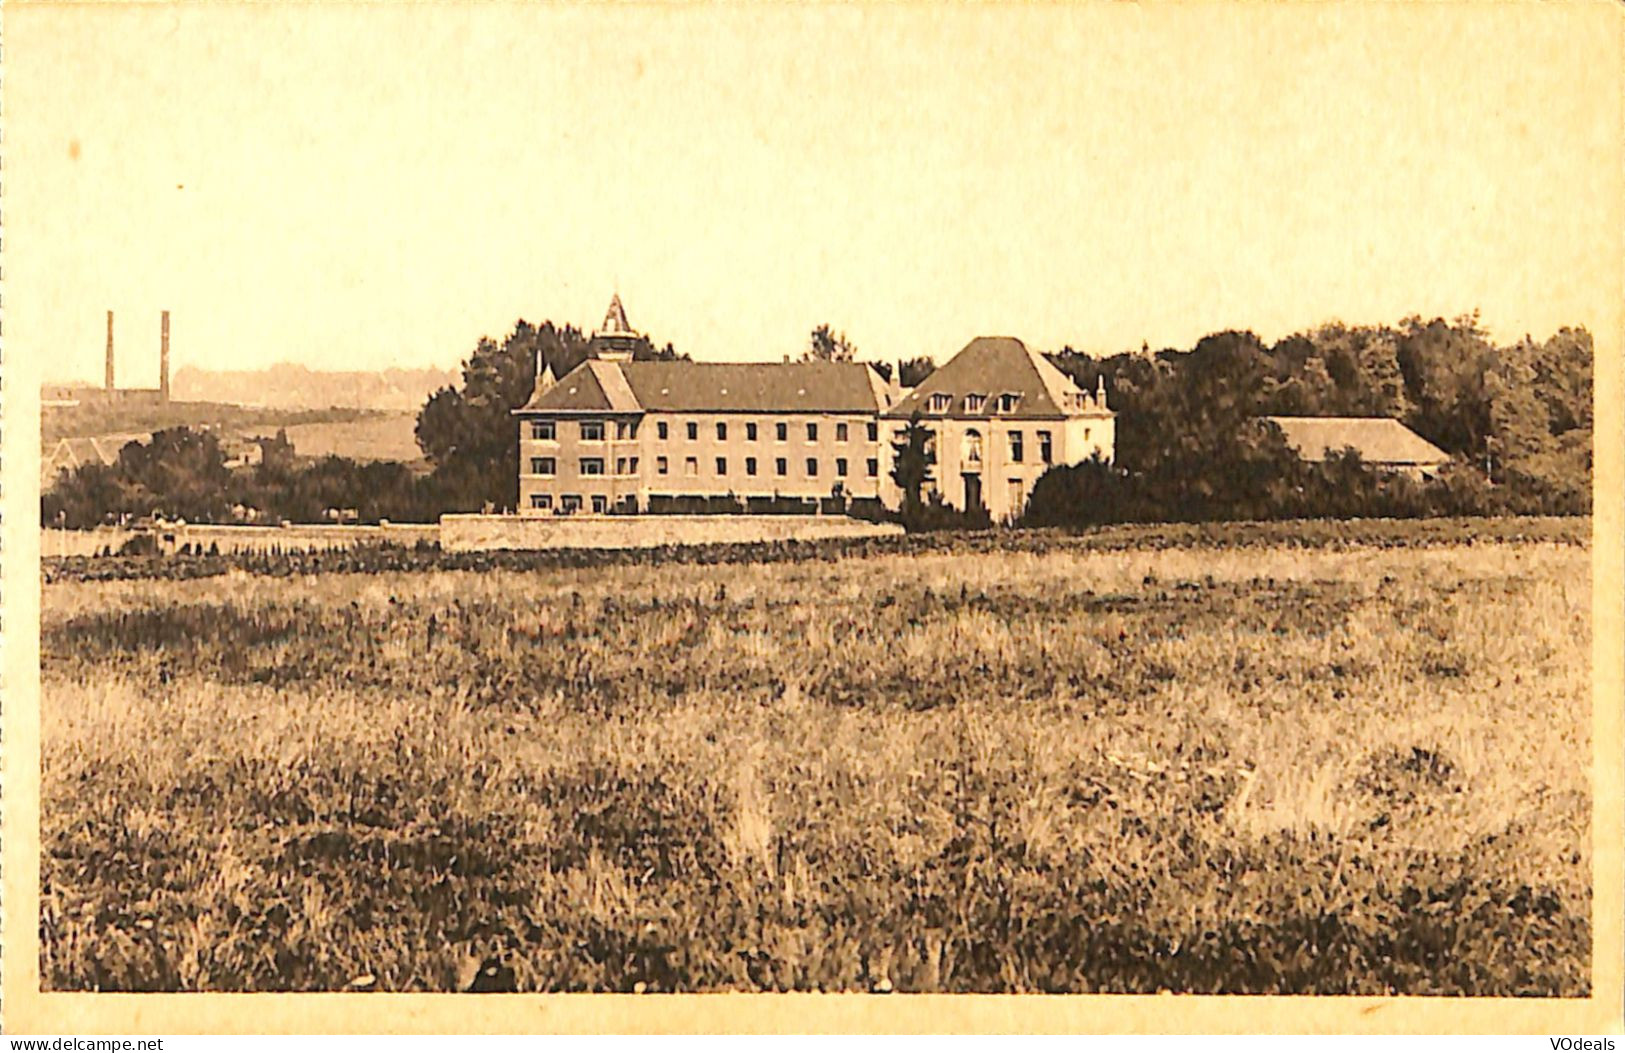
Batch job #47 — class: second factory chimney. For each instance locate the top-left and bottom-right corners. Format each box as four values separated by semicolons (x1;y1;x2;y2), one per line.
160;311;171;402
105;310;115;392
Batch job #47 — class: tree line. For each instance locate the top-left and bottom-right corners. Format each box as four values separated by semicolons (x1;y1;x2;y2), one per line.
1020;315;1591;526
44;313;1590;530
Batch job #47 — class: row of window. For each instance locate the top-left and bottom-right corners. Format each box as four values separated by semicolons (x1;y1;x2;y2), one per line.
528;421;1074;469
530;493;608;513
528;455;880;479
527;419;880;444
927;392;1023;415
898;427;1057;465
532;481;1030;514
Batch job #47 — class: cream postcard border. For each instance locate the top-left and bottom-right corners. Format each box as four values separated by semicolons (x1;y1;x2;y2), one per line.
2;0;1621;1034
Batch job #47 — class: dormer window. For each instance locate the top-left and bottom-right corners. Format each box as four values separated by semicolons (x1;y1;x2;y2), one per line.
929;393;952;414
963;393;986;414
997;393;1021;414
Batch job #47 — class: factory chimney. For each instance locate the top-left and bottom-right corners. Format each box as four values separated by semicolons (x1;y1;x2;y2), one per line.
160;311;171;402
105;310;115;392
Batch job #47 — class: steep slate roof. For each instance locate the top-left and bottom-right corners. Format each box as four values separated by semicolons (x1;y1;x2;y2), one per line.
517;359;890;414
882;336;1098;419
621;361;887;413
519;360;643;413
1263;416;1451;466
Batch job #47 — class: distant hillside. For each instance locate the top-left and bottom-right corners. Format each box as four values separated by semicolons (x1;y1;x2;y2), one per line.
170;363;456;412
42;401;387;444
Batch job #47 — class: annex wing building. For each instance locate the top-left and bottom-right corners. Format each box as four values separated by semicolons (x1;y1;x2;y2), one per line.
513;297;1116;521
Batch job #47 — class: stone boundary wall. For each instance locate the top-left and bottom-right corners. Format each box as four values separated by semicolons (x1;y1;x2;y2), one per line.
439;514;904;552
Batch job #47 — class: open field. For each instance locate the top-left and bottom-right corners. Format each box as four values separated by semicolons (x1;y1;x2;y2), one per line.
40;520;1591;993
273;411;424;466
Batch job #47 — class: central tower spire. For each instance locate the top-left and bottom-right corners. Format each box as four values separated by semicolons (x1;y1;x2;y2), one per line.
591;292;641;363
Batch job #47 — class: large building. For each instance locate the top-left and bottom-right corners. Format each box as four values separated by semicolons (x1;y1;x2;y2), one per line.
513;297;1115;521
881;336;1114;521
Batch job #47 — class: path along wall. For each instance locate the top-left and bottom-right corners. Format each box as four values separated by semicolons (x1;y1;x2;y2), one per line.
439;514;903;552
43;523;440;557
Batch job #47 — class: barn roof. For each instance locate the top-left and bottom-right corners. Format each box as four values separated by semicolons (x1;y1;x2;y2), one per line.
1263;416;1451;466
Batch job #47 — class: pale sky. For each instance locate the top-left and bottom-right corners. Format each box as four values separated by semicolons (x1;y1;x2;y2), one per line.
8;3;1621;383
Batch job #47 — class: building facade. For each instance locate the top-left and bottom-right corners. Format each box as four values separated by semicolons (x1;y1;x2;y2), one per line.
878;336;1114;521
513;299;1115;520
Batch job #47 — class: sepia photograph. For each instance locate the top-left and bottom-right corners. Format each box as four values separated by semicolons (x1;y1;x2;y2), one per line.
3;0;1621;1034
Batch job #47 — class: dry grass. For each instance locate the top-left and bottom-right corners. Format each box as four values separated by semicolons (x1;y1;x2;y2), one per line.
40;527;1591;993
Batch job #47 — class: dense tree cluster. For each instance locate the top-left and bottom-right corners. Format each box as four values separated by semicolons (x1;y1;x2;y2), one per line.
1030;316;1591;526
43;428;447;528
414;319;682;511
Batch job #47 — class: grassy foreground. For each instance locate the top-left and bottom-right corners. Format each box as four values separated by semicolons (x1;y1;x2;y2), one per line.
40;523;1591;993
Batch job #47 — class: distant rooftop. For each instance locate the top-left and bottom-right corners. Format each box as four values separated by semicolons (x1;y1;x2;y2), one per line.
1263;416;1450;466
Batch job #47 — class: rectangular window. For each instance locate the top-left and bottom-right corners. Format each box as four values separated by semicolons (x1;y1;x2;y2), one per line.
657;456;669;476
658;421;669;440
685;457;699;476
616;420;637;440
866;458;879;478
629;456;639;474
530;456;556;476
836;457;848;476
1039;431;1053;465
806;457;819;477
746;456;758;476
867;422;878;442
775;457;787;476
1009;431;1024;463
615;457;629;475
836;422;848;442
998;393;1021;414
964;394;986;414
1009;478;1026;509
561;495;582;513
716;456;728;475
529;493;546;509
776;422;788;442
580;457;605;476
806;422;818;442
530;420;555;441
579;420;605;442
591;495;608;514
929;393;952;414
716;422;728;441
686;421;699;441
746;422;759;441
